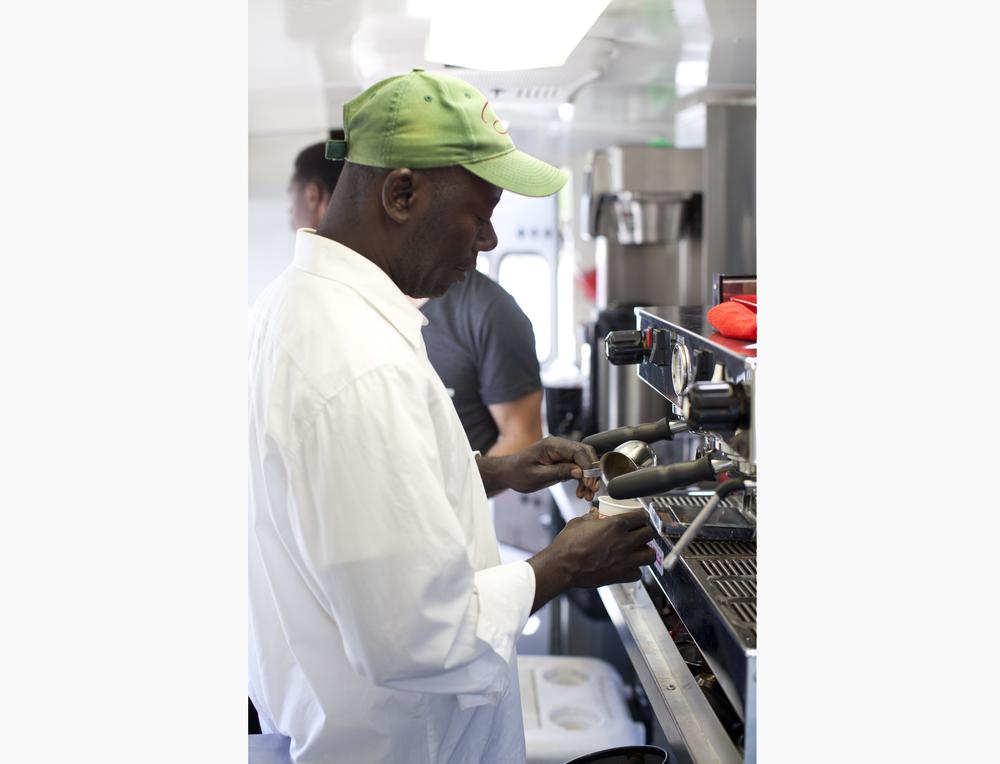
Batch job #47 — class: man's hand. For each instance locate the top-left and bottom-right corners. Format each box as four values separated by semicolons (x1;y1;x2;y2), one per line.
527;510;657;612
476;436;600;499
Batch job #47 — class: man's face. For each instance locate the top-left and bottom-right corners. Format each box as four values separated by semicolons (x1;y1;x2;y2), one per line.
287;178;327;231
398;168;501;299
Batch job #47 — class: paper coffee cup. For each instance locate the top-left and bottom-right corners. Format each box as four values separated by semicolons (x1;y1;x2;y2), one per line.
597;495;642;518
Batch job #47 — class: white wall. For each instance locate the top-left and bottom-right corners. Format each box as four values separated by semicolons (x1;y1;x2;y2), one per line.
249;198;295;305
249;131;329;304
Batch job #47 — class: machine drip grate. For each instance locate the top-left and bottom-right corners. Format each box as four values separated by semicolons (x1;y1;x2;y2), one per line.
672;538;757;639
685;540;756;558
649;494;739;510
711;577;756;599
647;494;754;542
700;558;756;578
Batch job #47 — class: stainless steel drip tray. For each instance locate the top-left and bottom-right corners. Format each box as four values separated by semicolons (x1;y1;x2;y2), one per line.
646;493;756;541
646;534;757;721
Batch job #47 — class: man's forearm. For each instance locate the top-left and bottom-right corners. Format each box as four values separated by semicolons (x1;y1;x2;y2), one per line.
475;453;515;496
526;545;574;614
486;392;543;459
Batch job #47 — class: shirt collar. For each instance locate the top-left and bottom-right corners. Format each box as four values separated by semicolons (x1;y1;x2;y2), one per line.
292;230;428;349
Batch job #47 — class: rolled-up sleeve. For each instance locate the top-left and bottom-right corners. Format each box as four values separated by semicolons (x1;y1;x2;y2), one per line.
284;362;534;703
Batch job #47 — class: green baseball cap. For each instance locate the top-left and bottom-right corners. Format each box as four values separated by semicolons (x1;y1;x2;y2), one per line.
326;68;568;198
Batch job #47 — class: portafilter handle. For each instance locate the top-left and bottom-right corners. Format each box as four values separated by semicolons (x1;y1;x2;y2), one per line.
606;455;733;499
581;418;688;455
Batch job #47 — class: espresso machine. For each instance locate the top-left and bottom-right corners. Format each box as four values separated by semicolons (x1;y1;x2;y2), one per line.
579;306;757;764
553;130;757;760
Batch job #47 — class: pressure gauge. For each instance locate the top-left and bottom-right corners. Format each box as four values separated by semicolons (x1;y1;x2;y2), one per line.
671;341;692;396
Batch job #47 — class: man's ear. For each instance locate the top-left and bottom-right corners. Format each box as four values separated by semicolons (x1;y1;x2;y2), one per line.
381;168;418;224
305;181;323;210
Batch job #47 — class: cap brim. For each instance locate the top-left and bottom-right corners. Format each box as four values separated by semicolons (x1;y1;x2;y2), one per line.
460;148;568;197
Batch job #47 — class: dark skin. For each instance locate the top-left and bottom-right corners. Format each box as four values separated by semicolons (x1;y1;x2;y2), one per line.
319;162;656;613
320;163;499;299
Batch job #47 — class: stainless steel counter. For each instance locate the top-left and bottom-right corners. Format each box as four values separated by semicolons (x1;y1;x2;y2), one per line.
548;481;744;764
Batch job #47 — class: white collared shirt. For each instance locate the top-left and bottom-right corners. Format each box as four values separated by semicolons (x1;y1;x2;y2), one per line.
249;231;535;764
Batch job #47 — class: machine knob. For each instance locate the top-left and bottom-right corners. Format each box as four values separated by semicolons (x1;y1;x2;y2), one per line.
648;329;671;366
604;330;648;365
683;382;750;431
692;349;715;381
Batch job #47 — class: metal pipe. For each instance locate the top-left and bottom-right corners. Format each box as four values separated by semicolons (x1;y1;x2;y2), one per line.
663;478;751;571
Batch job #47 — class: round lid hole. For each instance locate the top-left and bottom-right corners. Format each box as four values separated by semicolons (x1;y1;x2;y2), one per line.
543;667;589;686
550;706;601;731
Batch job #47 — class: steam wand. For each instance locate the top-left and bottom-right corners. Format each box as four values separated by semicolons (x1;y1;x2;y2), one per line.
663;478;755;571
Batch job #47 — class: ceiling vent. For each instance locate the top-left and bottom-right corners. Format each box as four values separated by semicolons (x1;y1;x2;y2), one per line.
440;38;615;112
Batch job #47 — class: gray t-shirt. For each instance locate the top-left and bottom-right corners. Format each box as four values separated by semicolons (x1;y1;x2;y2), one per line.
420;270;541;454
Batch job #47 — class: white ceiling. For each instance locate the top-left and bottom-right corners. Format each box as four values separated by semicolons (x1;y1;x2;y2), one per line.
249;0;755;155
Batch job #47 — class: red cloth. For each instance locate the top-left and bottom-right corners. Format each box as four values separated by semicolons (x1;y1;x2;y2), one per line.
707;297;757;341
577;268;597;302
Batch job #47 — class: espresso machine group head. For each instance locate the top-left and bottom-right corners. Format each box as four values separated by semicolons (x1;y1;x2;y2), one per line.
604;309;756;486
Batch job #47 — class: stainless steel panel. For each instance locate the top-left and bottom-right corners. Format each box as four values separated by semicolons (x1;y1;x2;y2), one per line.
550;481;750;764
607;361;669;431
599;581;743;764
583;145;706;311
590;307;670;435
702;104;756;305
597;237;703;310
633;306;756;405
605;146;703;195
612;193;689;246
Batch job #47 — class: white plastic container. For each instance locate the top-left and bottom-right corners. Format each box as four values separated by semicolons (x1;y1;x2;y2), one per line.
518;655;645;764
596;495;642;517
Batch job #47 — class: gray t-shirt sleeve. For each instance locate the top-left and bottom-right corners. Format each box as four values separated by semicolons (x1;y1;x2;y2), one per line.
474;293;542;406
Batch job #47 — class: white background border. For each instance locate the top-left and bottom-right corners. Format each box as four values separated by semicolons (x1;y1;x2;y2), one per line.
2;1;999;761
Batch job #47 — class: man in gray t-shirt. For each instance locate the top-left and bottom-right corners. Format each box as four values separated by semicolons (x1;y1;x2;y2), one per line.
420;269;542;456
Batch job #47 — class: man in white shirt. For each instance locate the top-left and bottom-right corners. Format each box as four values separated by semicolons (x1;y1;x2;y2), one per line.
285;138;544;460
249;69;656;764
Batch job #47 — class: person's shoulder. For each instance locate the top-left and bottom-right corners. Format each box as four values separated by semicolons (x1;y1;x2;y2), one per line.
464;269;506;297
255;267;371;333
257;270;418;390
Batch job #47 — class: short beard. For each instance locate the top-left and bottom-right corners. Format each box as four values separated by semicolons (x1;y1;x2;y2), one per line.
398;220;449;298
